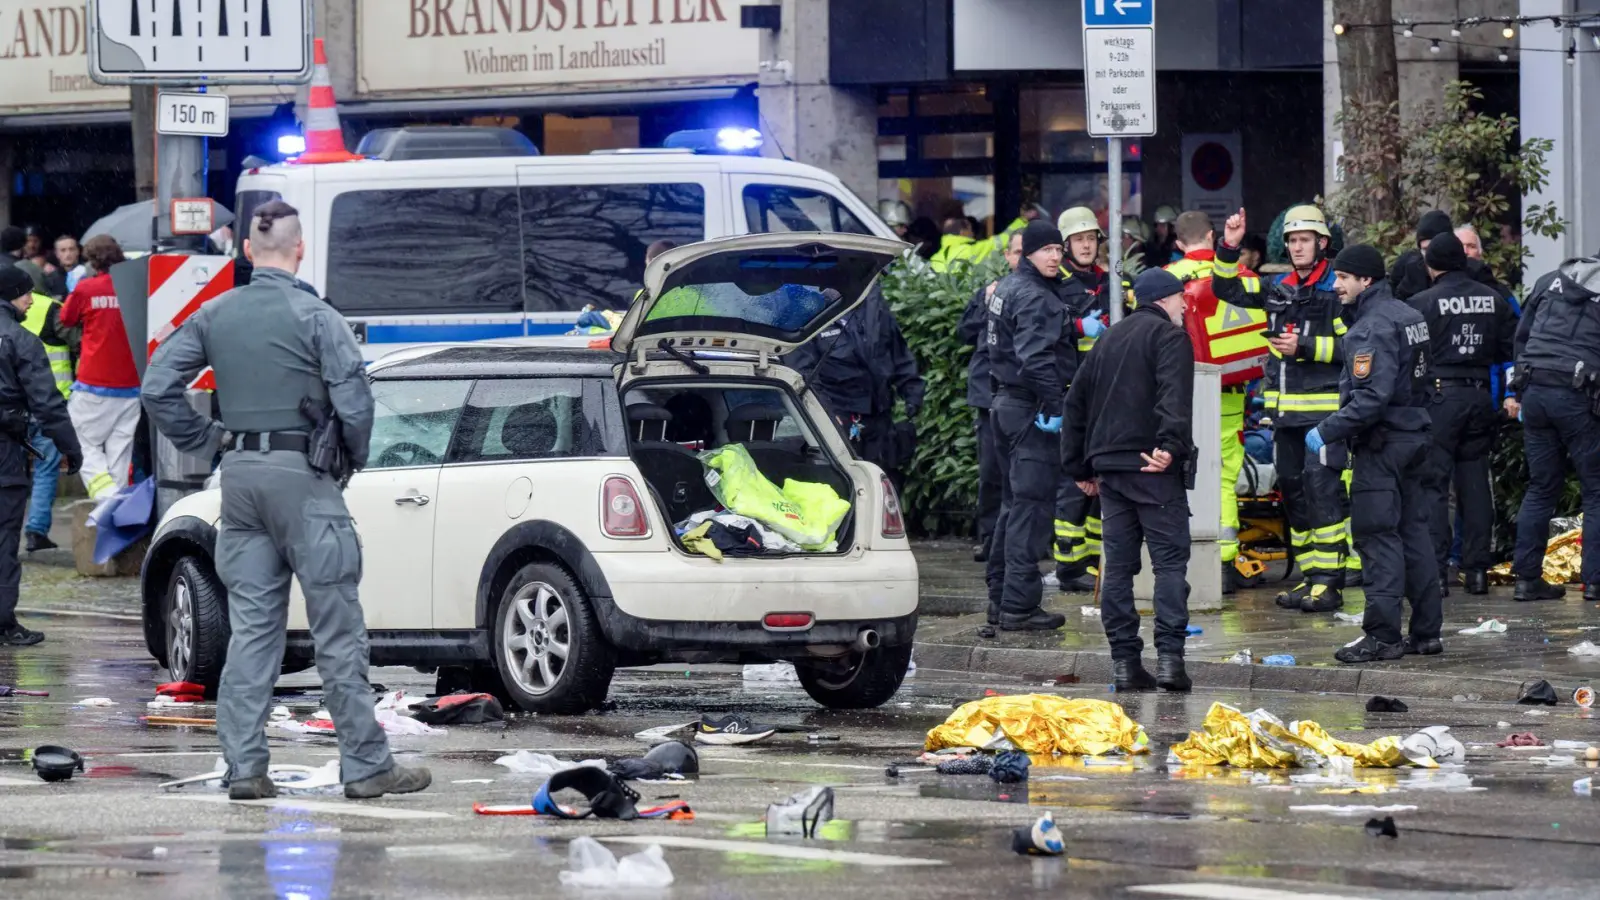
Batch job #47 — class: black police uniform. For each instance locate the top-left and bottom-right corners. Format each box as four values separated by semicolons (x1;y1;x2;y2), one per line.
1510;258;1600;593
958;280;1001;557
0;285;82;643
984;257;1078;623
786;286;925;489
1062;303;1196;667
1405;268;1517;589
1315;281;1438;660
1051;266;1104;585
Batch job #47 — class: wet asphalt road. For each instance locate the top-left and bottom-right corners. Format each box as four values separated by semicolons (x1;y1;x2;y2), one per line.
2;617;1600;899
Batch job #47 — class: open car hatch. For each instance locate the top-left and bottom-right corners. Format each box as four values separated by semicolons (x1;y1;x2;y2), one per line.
610;232;908;358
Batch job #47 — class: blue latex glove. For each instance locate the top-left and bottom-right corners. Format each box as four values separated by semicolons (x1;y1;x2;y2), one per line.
1035;414;1063;433
1304;427;1325;454
1080;316;1106;338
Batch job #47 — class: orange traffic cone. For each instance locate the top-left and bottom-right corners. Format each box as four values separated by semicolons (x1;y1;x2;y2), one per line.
292;38;360;164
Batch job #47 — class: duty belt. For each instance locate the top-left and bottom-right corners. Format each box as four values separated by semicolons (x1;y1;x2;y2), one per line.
1433;377;1488;390
1527;369;1578;388
231;431;310;453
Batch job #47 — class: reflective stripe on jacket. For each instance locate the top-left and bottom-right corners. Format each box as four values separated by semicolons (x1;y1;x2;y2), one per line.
21;293;71;399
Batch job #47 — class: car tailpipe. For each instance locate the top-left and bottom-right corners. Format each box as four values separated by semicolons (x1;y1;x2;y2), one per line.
854;629;881;652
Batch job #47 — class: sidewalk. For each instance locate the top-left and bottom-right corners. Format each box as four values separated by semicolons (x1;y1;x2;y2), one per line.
911;540;1600;703
15;499;141;622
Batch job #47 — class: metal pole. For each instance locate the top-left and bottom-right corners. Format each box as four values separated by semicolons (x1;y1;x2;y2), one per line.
155;133;209;253
1107;136;1124;323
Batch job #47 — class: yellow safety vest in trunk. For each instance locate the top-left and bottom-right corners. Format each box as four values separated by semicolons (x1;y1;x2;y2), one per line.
21;293;72;398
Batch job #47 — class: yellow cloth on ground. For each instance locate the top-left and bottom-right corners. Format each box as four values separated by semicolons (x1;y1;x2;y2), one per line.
925;694;1149;757
1169;702;1425;769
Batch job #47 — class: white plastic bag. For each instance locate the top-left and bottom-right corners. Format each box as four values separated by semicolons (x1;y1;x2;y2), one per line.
1458;619;1506;635
1400;725;1465;765
742;663;800;684
1569;641;1600;657
493;751;605;778
559;837;673;889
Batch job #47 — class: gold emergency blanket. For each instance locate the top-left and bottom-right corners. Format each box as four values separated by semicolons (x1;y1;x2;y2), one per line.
925;694;1149;757
1169;702;1422;769
1490;516;1582;585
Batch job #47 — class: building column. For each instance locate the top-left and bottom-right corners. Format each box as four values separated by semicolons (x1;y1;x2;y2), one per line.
757;0;878;204
1519;0;1585;279
1322;0;1341;201
0;137;12;229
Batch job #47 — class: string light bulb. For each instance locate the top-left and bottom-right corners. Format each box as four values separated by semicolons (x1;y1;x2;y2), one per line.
1430;39;1442;54
1332;22;1345;36
1450;25;1461;38
1402;22;1415;37
1498;47;1510;62
1502;25;1516;39
1569;41;1578;64
1592;33;1600;50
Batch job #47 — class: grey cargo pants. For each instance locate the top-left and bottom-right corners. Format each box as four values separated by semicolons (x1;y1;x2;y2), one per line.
216;450;392;784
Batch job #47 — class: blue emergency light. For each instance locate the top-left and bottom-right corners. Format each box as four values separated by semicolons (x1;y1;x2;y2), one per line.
662;127;764;155
277;133;307;155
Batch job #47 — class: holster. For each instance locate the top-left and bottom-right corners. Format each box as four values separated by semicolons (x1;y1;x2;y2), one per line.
299;398;351;486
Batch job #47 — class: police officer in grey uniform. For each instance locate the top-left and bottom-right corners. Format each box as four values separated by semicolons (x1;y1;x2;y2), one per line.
142;201;430;801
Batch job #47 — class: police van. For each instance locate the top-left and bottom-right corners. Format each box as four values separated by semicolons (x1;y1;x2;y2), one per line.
233;126;896;359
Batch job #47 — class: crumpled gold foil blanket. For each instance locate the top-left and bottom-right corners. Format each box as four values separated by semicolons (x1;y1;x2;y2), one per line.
1490;516;1581;585
1169;702;1426;769
924;694;1149;757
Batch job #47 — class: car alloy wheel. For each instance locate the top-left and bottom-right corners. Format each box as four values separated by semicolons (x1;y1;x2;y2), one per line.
167;575;195;681
502;581;570;696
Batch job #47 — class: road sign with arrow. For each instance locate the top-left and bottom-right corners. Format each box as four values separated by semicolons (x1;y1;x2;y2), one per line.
1081;0;1155;138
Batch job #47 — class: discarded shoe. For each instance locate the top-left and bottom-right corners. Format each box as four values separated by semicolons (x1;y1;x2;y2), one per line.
766;785;833;837
1113;658;1157;692
1364;815;1399;838
1300;584;1344;613
1463;570;1489;595
31;745;83;782
1275;582;1311;610
611;741;699;780
1365;696;1409;713
1517;679;1559;706
1334;636;1404;665
1000;609;1067;632
228;775;279;800
23;531;55;553
695;714;776;746
344;764;433;800
1514;579;1566;602
1402;636;1443;656
532;766;636;819
1011;811;1065;856
1156;654;1191;693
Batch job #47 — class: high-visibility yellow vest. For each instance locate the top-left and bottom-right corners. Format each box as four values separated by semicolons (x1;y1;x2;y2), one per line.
21;293;71;398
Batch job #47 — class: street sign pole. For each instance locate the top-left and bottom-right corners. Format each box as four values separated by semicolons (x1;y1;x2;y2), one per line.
1082;0;1156;323
1108;138;1123;322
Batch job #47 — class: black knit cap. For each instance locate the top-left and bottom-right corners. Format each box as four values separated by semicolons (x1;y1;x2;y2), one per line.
1424;231;1467;272
1416;209;1453;244
1020;220;1063;258
1332;244;1386;281
0;266;33;303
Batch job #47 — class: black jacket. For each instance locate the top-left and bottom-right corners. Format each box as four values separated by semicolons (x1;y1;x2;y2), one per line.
959;281;995;409
1405;269;1517;381
0;301;80;487
1316;281;1431;445
1515;257;1600;378
986;259;1078;411
1062;304;1195;484
786;286;925;420
1390;249;1509;302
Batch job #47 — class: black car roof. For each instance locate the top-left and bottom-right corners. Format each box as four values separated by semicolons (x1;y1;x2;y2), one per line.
372;345;622;380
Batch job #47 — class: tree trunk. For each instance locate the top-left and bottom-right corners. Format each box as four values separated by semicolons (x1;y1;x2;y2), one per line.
130;86;157;202
1332;0;1401;233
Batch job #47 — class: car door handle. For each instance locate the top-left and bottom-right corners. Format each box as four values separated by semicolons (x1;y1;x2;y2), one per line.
394;494;431;507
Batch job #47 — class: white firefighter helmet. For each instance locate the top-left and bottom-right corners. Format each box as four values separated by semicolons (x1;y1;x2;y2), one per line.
1282;204;1332;238
1056;206;1104;240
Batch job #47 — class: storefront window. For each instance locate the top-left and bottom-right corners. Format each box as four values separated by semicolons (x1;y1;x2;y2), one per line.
919;133;994;161
915;88;992;116
542;114;641;155
877;85;997;236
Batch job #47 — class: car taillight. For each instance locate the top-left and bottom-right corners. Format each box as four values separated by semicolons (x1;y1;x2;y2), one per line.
881;475;905;538
764;613;813;630
601;476;650;538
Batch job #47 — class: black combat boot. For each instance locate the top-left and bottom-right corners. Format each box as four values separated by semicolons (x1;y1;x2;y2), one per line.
1300;584;1343;613
999;608;1066;632
1275;582;1311;610
1113;658;1157;692
1463;570;1489;595
1221;562;1237;596
1156;654;1192;692
1584;585;1600;604
1402;636;1444;656
1334;636;1404;664
1514;579;1566;602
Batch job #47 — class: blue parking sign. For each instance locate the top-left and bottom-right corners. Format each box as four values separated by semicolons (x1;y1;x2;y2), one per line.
1082;0;1155;28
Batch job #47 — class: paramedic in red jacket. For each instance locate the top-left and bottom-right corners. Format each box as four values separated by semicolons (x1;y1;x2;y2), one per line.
59;235;141;499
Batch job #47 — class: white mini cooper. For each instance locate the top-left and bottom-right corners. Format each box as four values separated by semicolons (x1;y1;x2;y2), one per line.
139;234;920;713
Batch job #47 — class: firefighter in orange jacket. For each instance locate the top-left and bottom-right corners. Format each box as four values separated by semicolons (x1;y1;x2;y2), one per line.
1164;211;1269;594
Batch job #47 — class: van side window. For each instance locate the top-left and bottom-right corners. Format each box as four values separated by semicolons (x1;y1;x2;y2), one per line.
519;183;705;314
743;185;870;235
326;188;523;315
448;378;611;463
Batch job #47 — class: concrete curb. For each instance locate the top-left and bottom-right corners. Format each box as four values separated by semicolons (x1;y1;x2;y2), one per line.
912;641;1560;704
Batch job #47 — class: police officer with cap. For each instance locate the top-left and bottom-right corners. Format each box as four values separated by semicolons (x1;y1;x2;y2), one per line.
142;200;432;801
1306;245;1439;663
0;266;81;647
1063;267;1197;690
983;219;1076;632
1509;255;1600;603
1404;231;1517;597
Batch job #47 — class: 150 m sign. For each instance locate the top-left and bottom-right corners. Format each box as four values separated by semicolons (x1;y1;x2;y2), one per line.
156;91;230;137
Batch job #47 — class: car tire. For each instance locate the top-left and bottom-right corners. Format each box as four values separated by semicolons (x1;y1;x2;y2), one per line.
797;642;914;709
491;562;614;715
165;555;229;689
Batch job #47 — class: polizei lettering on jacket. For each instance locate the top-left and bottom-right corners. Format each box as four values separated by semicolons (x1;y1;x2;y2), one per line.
1435;296;1496;316
1404;321;1430;347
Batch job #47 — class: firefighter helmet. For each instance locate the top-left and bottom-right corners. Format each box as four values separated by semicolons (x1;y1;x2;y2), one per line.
1153;204;1180;224
1282;204;1332;238
1056;206;1104;240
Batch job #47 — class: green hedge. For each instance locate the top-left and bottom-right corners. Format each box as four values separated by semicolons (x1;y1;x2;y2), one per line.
882;253;1009;535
